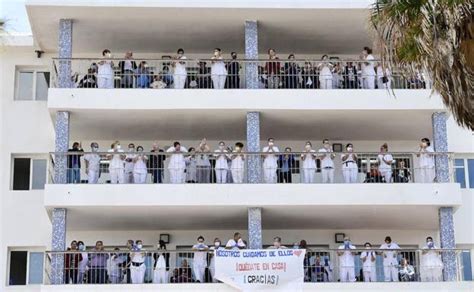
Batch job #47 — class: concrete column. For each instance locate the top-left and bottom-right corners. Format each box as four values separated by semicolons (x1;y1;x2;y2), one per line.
245;20;259;89
432;112;449;182
54;112;70;184
439;207;457;281
248;207;262;249
246;112;261;183
58;19;73;88
51;208;67;284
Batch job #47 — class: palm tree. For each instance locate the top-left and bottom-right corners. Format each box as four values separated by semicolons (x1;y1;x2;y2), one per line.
371;1;473;130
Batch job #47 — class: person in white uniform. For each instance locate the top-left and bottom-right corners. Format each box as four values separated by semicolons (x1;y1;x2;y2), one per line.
77;241;88;283
124;143;136;184
185;147;197;183
378;143;393;183
130;240;146;284
262;138;280;183
318;55;333;89
97;49;115;89
376;62;391;89
106;141;125;184
214;141;230;183
153;240;170;284
301;141;317;183
211;48;228;89
318;139;336;183
420;236;443;282
209;238;224;282
192;236;209;283
360;242;377;282
225;232;246;250
417;138;436;183
231;142;245;183
379;236;400;282
337;237;356;282
133;146;148;184
341;143;359;183
360;47;376;89
166;142;188;184
84;142;101;184
173;48;187;89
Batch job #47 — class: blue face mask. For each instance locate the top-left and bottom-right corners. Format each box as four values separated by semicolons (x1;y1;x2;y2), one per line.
427;242;434;248
344;241;350;248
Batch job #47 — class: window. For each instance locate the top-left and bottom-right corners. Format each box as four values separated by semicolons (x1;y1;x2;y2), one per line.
8;250;44;286
15;68;50;101
454;159;466;188
468;159;474;189
12;157;47;190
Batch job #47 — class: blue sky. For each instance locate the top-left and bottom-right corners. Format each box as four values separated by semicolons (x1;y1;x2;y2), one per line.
1;0;31;33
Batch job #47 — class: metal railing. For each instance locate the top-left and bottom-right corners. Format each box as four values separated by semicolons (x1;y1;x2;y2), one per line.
49;151;453;185
52;58;431;90
44;248;468;285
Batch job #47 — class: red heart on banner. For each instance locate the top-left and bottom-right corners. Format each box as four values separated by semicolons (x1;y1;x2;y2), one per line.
293;250;302;257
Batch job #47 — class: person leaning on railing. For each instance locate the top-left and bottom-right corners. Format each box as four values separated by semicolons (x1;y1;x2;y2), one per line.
153;240;170;284
148;143;166;184
118;51;137;88
64;240;82;284
67;142;84;184
277;147;296;183
88;241;109;284
97;49;114;89
420;236;444;282
226;52;240;89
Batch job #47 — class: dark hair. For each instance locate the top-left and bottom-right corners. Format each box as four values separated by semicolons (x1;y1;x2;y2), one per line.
381;143;388;150
299;240;307;248
177;48;184;54
273;236;282;242
288;54;295;59
234;232;241;237
71;240;77;245
422;138;431;146
218;141;225;145
188;147;195;152
235;142;244;148
102;49;111;56
305;141;312;146
363;47;372;54
159;240;166;249
77;241;84;245
321;54;328;60
231;52;237;55
285;147;292;151
385;236;392;243
96;240;103;245
136;146;144;151
364;242;372;247
268;48;275;54
214;48;221;52
346;143;353;148
197;236;205;241
426;236;433;241
72;142;80;147
128;143;135;148
323;139;329;144
173;141;181;147
268;137;275;142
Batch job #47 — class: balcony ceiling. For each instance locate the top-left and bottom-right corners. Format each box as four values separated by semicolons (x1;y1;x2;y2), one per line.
27;3;374;54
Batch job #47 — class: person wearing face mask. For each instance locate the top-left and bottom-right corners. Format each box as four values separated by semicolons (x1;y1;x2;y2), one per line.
166;142;188;184
341;143;359;183
417;138;435;183
133;146;148;184
211;48;228;89
301;141;317;183
265;49;281;89
130;240;146;284
124;143;137;184
278;147;296;183
226;52;240;88
153;240;170;284
420;236;443;282
318;139;336;183
214;141;230;184
360;242;377;282
88;241;109;284
195;138;212;183
360;47;376;89
97;49;114;89
267;236;287;249
226;232;246;250
173;48;187;89
262;138;280;183
209;238;224;282
119;51;137;88
377;143;393;183
65;240;82;284
284;54;300;89
379;236;400;282
84;142;101;184
77;241;88;284
192;236;209;283
109;247;126;284
318;55;334;89
337;237;357;282
107;141;125;184
67;142;84;184
185;147;197;183
230;142;245;183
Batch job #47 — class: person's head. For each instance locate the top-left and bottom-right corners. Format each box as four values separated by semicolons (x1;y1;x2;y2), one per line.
72;142;80;149
421;138;431;147
181;259;188;267
152;142;158;150
323;139;330;149
363;46;372;55
321;54;329;61
426;236;434;247
299;239;307;249
305;141;312;150
235;142;244;151
268;138;275;146
197;236;205;243
127;239;134;249
273;236;282;248
128;143;135;151
199;61;207;68
78;241;85;251
214;237;221;247
398;160;406;167
158;240;167;250
288;54;295;60
70;240;78;249
188;147;195;153
218;141;226;150
234;232;241;241
173;141;181;150
343;237;351;245
231;52;237;59
400;258;408;266
380;143;388;153
385;236;392;244
285;147;292;153
112;141;121;150
125;51;133;58
268;48;276;57
214;48;222;57
136;240;143;249
177;48;184;56
364;242;372;249
136;146;144;152
102;49;111;57
95;240;104;250
90;142;99;151
346;143;353;152
315;256;321;263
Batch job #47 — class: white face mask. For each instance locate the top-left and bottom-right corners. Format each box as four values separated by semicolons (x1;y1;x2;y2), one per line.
116;145;121;150
347;147;353;152
268;142;274;146
219;145;225;150
137;244;143;249
92;147;98;152
305;145;311;150
214;242;220;247
129;147;135;152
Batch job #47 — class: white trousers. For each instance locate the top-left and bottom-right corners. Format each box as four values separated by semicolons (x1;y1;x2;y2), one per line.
263;167;277;183
215;169;228;184
302;168;315;183
363;270;375;282
153;269;168;284
174;74;187;89
420;167;435;183
339;266;355;282
384;264;399;282
88;170;99;184
381;170;392;183
109;168;124;184
124;171;134;184
342;167;358;183
320;78;333;89
231;168;244;184
363;76;375;89
321;168;334;183
420;267;443;282
193;263;206;283
169;168;185;184
212;75;226;89
97;76;114;89
131;263;146;284
133;172;147;184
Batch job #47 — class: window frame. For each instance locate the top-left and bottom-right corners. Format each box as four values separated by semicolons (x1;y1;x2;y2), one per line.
6;247;45;286
10;155;49;191
14;67;50;101
454;156;474;189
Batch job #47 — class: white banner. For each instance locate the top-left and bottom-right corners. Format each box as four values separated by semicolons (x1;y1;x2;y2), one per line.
215;249;306;291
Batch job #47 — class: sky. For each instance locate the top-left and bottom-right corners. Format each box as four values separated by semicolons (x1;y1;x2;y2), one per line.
1;0;31;34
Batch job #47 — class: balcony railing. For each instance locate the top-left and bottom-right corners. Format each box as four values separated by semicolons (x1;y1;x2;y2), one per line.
49;151;453;184
52;58;431;90
44;248;468;285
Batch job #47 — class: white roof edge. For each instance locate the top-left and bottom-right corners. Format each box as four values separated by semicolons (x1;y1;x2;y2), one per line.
0;34;34;47
25;0;374;9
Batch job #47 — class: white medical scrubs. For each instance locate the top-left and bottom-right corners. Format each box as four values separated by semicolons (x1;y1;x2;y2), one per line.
319;65;333;89
130;252;146;284
318;148;335;183
338;244;356;282
420;245;443;282
380;242;400;282
166;147;188;183
376;65;391;89
419;146;435;183
214;149;230;183
84;153;101;184
174;56;187;89
108;149;124;184
301;150;317;183
192;244;209;283
97;61;114;89
341;153;358;183
231;152;245;184
209;246;224;282
153;253;168;283
362;55;376;89
360;250;377;282
133;155;148;184
211;58;228;89
378;153;393;183
262;146;280;183
124;153;136;184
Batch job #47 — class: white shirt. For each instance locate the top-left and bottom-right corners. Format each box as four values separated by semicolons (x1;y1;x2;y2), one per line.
123;60;133;71
134;154;148;173
301;149;317;169
378;153;393;171
84;153;101;171
155;253;167;270
166;146;188;169
360;250;377;272
174;56;187;74
108;149;124;169
231;151;245;169
131;251;145;264
341;153;357;168
380;242;400;265
318;148;334;168
262;145;280;168
363;54;376;76
338;244;356;267
125;153;136;173
421;244;443;267
98;60;114;76
226;239;246;250
211;57;228;75
214;149;230;169
192;243;209;264
419;146;435;167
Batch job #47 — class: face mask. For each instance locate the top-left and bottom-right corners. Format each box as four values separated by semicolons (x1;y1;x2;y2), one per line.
219;145;224;150
324;143;330;149
427;242;434;248
129;147;135;152
305;145;311;150
92;147;98;152
293;244;299;249
137;149;143;153
137;244;143;249
274;242;280;247
106;53;112;58
344;240;350;247
365;246;370;250
214;242;220;247
235;147;241;151
269;142;274;146
347;147;353;152
116;145;121;150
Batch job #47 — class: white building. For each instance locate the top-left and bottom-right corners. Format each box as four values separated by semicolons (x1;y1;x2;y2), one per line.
0;0;473;291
